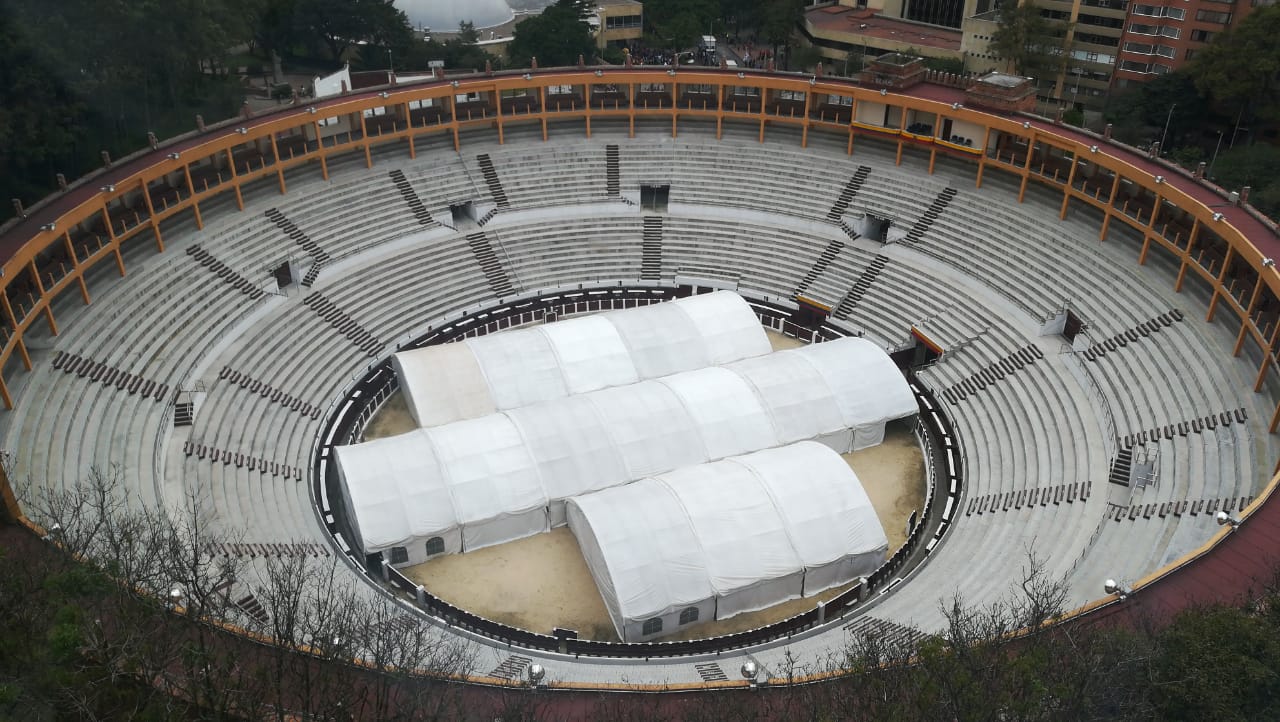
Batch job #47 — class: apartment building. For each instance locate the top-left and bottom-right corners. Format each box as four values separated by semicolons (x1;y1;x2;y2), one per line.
1113;0;1263;85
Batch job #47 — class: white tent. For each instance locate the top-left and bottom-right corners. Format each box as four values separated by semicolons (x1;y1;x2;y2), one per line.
334;417;549;566
392;291;771;427
796;336;919;449
333;431;459;563
338;336;917;565
567;442;889;641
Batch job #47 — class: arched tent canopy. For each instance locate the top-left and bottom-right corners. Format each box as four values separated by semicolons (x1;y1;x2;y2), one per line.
657;367;777;460
392;291;771;428
505;395;628;526
737;442;890;594
567;442;889;642
395;0;514;32
727;348;847;447
584;380;709;479
333;431;459;566
798;336;919;448
339;337;917;565
427;416;549;551
569;481;716;640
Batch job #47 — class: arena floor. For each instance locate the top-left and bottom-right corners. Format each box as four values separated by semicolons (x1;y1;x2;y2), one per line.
371;331;926;641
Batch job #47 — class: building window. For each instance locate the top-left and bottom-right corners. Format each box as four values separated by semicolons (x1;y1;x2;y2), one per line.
1191;29;1215;42
1185;48;1197;60
1132;4;1184;19
425;537;445;556
1195;9;1233;22
389;546;408;564
1155;45;1176;58
605;14;641;30
679;607;700;625
642;617;663;635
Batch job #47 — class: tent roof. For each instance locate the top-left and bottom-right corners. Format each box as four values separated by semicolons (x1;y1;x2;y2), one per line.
340;337;916;559
333;431;455;552
569;480;715;626
392;291;770;428
568;442;888;625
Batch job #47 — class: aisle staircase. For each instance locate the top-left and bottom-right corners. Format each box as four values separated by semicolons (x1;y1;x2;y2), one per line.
476;154;510;209
827;166;872;221
903;187;958;243
834;254;889;319
388;169;438;226
641;216;663;281
606;145;621;197
466;231;516;296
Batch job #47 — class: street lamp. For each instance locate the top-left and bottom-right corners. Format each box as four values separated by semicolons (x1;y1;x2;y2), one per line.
1209;129;1225;177
1158;103;1176;156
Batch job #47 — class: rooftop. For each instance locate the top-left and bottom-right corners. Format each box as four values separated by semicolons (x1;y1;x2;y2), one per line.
978;72;1032;89
804;6;963;52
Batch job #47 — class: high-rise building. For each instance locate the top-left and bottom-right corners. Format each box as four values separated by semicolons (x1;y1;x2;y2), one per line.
1113;0;1266;86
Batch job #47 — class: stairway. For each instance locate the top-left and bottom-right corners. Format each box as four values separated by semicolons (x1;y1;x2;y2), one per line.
939;345;1045;404
466;231;516;296
641;216;663;280
303;292;383;356
834;254;889;319
903;187;958;243
174;401;194;427
1083;309;1185;361
388;169;437;226
186;245;265;300
606;145;621;197
826;166;872;221
301;260;327;288
794;237;850;298
264;208;331;285
476;154;510;209
1108;447;1134;486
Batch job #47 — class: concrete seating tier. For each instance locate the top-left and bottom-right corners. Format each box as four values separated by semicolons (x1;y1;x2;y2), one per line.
1;128;1276;676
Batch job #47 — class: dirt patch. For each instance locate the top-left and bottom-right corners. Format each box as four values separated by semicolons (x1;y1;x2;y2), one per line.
846;422;928;552
363;392;415;440
403;527;621;641
767;330;806;351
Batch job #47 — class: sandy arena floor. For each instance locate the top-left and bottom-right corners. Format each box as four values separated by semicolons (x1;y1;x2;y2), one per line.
385;330;927;642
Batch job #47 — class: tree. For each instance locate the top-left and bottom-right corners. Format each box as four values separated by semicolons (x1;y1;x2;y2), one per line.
507;0;595;68
1189;5;1280;124
1151;603;1280;719
1106;70;1209;147
643;0;719;51
758;0;806;51
2;0;245;223
988;1;1070;82
293;0;412;61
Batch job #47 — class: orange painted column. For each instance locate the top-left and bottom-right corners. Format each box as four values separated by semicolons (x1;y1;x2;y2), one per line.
1017;134;1036;203
1059;157;1078;220
28;261;56;336
1;295;31;371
